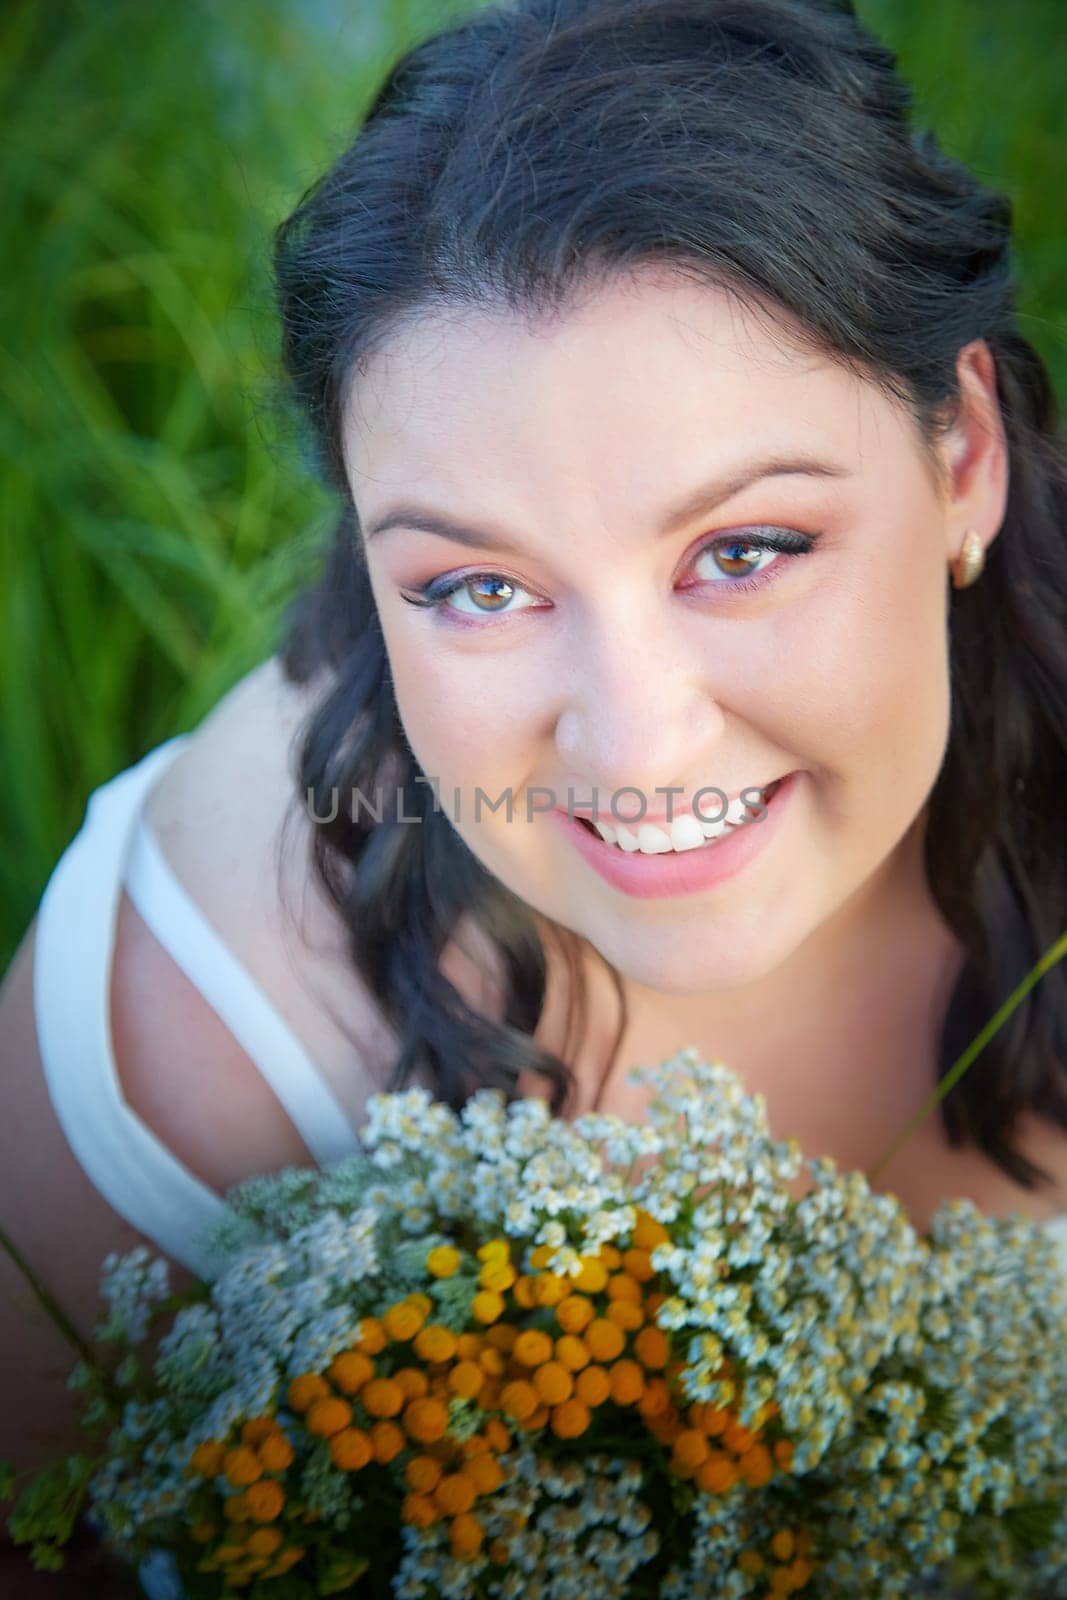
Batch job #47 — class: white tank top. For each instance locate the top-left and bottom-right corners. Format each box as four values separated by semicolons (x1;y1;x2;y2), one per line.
32;735;362;1280
31;738;1067;1284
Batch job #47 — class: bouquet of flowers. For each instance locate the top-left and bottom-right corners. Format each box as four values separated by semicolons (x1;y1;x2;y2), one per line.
5;1045;1067;1600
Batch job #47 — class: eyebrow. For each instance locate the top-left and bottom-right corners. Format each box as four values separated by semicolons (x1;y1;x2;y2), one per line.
361;451;852;555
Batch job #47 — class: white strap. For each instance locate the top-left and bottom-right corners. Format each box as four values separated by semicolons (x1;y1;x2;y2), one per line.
124;812;359;1167
34;738;231;1280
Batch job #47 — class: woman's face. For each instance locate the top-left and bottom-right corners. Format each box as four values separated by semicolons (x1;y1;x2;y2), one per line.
343;269;1005;997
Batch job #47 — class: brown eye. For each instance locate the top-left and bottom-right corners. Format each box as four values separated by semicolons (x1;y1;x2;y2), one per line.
402;569;543;620
464;576;517;611
701;539;772;580
688;526;817;595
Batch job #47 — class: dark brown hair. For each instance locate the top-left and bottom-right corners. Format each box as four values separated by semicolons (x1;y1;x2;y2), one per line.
271;0;1067;1188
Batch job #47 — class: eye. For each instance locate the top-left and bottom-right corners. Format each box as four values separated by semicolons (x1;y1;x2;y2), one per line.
686;527;818;593
399;525;819;625
401;571;545;621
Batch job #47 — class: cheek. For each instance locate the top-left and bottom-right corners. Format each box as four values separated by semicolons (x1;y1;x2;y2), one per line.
781;566;951;826
387;644;523;790
387;649;552;878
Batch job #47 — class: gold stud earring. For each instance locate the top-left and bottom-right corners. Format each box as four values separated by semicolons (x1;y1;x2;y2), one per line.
951;528;985;589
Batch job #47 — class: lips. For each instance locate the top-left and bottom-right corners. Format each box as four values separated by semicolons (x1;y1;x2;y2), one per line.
553;769;799;899
574;775;786;834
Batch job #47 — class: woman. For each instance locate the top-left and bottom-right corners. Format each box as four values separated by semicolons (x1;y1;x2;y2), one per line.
3;0;1066;1589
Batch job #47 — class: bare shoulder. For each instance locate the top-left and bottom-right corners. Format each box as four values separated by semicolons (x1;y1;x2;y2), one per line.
142;654;507;1084
138;656;414;1120
143;653;327;854
143;653;348;905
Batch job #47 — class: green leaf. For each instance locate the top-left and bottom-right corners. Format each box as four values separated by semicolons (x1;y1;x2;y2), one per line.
315;1551;371;1594
6;1454;97;1570
1001;1497;1064;1553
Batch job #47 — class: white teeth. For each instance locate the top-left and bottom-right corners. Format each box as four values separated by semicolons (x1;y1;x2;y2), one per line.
584;784;778;855
667;812;707;852
633;816;731;854
727;794;753;826
699;812;733;840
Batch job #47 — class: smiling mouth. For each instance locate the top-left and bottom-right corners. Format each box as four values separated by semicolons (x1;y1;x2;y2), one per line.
573;776;787;851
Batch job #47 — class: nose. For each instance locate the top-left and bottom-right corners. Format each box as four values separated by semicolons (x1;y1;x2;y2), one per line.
553;619;726;807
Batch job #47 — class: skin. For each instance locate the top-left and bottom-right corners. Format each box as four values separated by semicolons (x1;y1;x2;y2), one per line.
340;266;1028;1215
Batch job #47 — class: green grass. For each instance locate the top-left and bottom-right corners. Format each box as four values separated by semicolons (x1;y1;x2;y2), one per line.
1;0;1063;972
0;0;421;962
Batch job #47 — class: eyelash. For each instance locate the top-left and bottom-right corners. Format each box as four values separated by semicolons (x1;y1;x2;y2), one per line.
399;526;819;625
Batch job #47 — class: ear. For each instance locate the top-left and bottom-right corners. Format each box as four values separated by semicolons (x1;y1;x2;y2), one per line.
933;338;1010;565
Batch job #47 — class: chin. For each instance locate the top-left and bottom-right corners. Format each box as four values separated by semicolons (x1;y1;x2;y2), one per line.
585;922;786;997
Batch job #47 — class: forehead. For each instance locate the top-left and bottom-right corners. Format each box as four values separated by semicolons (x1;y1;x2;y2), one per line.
341;268;900;499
